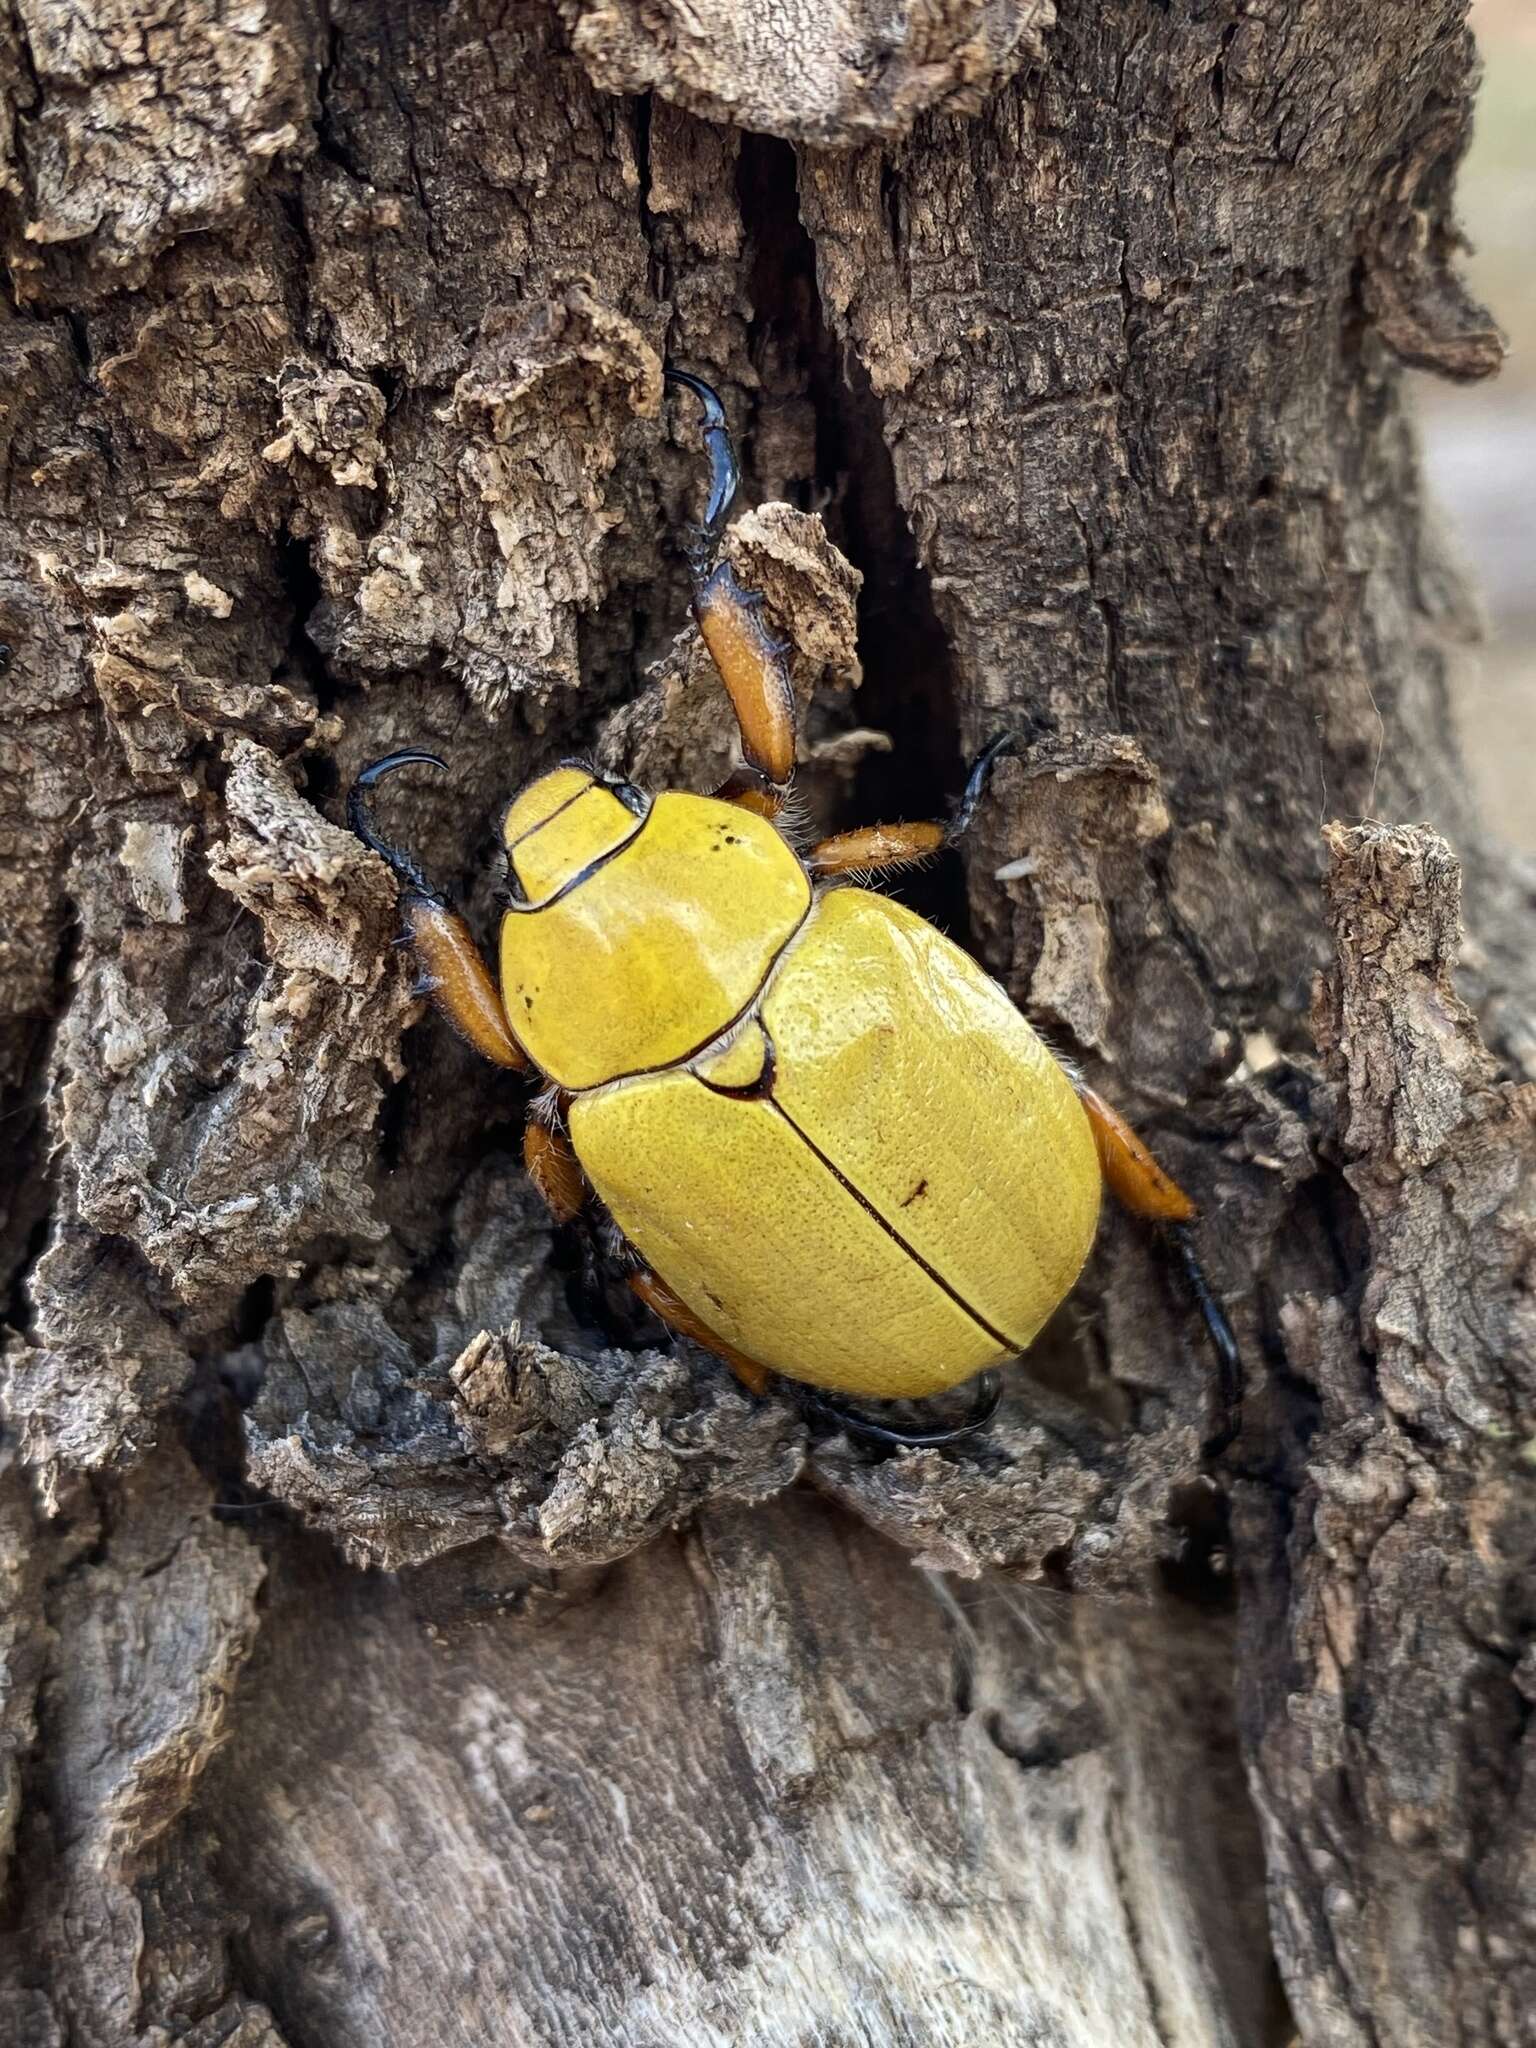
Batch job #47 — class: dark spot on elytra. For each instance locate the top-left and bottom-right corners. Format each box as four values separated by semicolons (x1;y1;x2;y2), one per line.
900;1178;929;1207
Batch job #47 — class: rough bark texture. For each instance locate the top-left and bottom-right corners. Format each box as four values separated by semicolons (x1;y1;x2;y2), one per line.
0;3;1529;2045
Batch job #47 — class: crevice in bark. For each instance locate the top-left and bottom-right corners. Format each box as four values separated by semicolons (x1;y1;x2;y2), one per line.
375;1056;415;1178
1;902;79;1335
826;348;975;942
3;0;42;125
231;1275;276;1351
273;527;336;717
739;134;834;485
633;94;664;305
3;1211;49;1342
738;136;973;936
315;11;361;184
1159;1482;1234;1611
62;310;91;374
181;1378;258;1537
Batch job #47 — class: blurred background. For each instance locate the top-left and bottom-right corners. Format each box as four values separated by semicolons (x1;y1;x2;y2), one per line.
1418;0;1535;849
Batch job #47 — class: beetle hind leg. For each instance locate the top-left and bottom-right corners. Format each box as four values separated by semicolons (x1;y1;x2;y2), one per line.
1075;1082;1241;1450
631;1257;1001;1445
797;1373;1002;1449
629;1266;774;1398
348;752;527;1071
1166;1223;1242;1452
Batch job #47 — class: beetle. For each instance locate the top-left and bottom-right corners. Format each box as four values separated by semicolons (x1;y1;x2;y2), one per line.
348;370;1238;1448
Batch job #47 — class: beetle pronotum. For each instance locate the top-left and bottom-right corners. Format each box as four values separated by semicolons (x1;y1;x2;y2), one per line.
348;371;1239;1449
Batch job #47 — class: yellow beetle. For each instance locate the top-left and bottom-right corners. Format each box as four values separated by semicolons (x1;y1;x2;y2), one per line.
349;372;1237;1447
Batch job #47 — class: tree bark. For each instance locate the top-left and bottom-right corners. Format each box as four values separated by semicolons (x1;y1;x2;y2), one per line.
1;3;1529;2045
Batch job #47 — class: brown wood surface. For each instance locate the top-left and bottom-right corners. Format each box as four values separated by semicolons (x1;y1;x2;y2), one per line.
0;3;1530;2044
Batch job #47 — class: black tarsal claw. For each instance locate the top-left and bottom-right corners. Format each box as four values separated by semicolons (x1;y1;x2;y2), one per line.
945;731;1019;847
664;366;740;569
347;750;448;902
1166;1222;1244;1456
797;1370;1002;1450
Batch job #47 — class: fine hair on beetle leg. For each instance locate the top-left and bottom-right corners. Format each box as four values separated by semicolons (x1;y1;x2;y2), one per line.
919;1569;982;1702
599;1215;634;1267
984;1574;1069;1649
1042;1037;1082;1081
528;1079;564;1128
766;781;814;853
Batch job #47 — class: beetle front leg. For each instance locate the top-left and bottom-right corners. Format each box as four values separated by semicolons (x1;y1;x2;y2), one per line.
666;369;798;805
808;732;1017;877
1075;1082;1241;1446
348;752;527;1071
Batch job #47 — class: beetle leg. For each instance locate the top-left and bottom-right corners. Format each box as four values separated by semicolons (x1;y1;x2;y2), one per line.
629;1267;774;1398
798;1373;1002;1449
663;368;738;564
711;764;788;821
630;1253;1003;1449
1167;1222;1242;1453
1076;1083;1196;1223
694;563;798;788
809;731;1017;877
1075;1082;1241;1448
667;369;799;797
631;1258;1004;1444
808;820;946;877
349;752;528;1071
523;1116;587;1223
633;1259;1001;1447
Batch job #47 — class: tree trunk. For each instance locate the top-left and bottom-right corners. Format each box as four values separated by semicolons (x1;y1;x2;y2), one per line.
1;3;1530;2045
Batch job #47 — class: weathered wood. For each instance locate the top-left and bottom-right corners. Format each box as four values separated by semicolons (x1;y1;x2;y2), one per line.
1237;826;1536;2048
0;2;1527;2044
